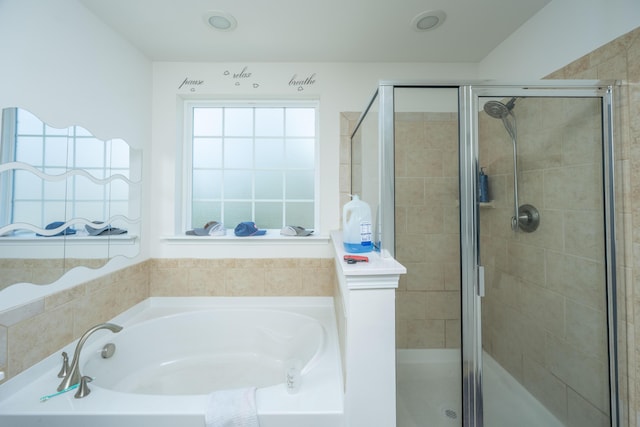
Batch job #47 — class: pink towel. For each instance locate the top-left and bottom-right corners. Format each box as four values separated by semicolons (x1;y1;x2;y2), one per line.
205;387;259;427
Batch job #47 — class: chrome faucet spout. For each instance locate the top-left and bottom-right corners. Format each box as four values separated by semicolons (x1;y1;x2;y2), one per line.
57;323;123;392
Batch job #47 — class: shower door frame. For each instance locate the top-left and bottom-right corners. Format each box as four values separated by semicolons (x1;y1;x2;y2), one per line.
460;82;619;427
367;80;619;427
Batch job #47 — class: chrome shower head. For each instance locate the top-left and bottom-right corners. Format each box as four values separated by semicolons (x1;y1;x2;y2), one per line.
484;97;517;140
483;98;516;119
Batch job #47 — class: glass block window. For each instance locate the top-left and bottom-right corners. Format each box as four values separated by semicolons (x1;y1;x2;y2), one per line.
185;101;317;231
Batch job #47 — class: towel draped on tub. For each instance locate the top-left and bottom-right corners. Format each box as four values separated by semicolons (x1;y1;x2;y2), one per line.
205;387;259;427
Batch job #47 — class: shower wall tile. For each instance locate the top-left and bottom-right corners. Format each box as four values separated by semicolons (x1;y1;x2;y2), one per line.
523;356;568;423
566;388;610;427
543;164;603;211
395;177;425;205
406;147;443;177
444;320;460;348
565;299;608;361
545;251;606;311
406;205;444;234
405;319;445;348
425;291;460;319
519;284;565;339
545;333;610;413
517;209;564;251
563;210;605;261
404;262;445;291
393;112;461;349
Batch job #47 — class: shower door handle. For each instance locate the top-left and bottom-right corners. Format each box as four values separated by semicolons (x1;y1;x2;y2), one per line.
477;265;485;297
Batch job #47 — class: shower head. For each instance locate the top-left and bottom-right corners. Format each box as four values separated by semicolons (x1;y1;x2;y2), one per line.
484;97;517;140
483;97;516;119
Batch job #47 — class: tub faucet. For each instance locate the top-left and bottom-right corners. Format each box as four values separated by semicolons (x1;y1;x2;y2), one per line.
57;323;123;393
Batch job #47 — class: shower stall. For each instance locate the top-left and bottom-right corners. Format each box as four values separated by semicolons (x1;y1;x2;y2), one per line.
349;81;623;427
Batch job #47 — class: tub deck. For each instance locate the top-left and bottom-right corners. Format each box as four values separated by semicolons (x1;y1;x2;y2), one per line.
0;297;344;427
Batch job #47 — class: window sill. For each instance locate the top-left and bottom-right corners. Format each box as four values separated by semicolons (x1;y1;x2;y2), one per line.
163;232;330;245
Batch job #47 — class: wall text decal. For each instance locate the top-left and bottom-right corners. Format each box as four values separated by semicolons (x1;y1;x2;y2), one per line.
223;66;260;89
178;77;204;91
289;73;316;91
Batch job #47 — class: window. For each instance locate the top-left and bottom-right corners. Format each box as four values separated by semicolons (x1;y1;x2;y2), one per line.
0;108;130;229
184;101;317;232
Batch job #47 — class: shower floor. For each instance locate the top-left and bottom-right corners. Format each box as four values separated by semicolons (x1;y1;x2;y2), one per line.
397;349;564;427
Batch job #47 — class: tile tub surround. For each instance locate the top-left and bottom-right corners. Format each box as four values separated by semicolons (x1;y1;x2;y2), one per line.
0;257;336;384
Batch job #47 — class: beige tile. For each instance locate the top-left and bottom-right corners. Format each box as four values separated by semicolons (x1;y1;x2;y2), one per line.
8;304;74;377
406;205;444;234
517;208;564;251
396;291;426;320
424;234;459;266
545;251;606;311
422;121;458;150
565;299;608;361
150;267;189;296
404;262;444;291
187;268;226;296
567;387;610;427
0;299;45;327
563;210;605;261
523;356;568;423
406;147;443;178
396;177;425;206
395;233;426;263
519;283;565;338
265;267;302;296
45;284;86;310
424;177;458;207
225;268;265;296
425;291;460;320
507;241;545;286
405;319;445;348
545;333;609;413
301;267;335;296
544;164;603;211
444;319;460;349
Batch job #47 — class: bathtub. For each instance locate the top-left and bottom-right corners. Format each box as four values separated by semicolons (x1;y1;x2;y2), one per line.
0;297;344;427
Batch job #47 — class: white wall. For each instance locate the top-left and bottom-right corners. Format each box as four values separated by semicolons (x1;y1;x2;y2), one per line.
478;0;640;79
0;0;151;309
150;62;478;259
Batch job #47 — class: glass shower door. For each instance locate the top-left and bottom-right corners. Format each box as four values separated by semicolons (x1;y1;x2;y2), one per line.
476;92;616;427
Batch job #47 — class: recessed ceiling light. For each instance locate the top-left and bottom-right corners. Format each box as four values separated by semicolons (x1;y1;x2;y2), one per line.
411;10;446;32
204;11;237;31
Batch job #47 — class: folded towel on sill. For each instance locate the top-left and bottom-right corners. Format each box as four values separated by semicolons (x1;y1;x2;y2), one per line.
205;387;259;427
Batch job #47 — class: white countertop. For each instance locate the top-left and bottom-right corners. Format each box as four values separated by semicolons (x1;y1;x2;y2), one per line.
330;231;406;278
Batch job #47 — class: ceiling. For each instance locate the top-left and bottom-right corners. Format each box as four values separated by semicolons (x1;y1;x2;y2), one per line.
79;0;552;63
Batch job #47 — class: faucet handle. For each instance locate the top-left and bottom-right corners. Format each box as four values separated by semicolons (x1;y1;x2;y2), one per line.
74;376;93;399
57;351;69;379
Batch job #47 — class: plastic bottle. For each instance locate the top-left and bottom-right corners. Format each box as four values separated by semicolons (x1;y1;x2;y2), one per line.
342;195;373;253
479;167;490;203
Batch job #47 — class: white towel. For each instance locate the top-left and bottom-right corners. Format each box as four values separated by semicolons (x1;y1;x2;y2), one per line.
205;387;259;427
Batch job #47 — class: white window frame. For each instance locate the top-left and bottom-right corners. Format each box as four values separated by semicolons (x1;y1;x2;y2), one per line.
180;99;320;235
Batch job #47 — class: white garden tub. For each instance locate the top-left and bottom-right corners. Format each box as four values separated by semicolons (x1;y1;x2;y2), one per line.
0;297;344;427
